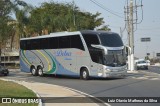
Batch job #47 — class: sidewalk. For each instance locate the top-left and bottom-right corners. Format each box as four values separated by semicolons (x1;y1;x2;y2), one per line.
21;82;97;106
11;80;102;106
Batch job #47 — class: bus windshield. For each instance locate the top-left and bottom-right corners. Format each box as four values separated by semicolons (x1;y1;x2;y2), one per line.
104;50;126;67
98;33;123;47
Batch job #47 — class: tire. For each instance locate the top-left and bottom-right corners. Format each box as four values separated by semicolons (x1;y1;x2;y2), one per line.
4;70;9;76
136;67;139;70
31;66;38;76
80;68;89;80
37;67;44;77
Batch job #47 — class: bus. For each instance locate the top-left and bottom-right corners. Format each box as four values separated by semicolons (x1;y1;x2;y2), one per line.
20;30;127;80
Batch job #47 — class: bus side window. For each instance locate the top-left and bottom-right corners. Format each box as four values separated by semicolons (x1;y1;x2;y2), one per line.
49;37;59;49
59;36;70;49
70;35;85;50
26;40;31;50
41;38;49;49
82;34;100;48
20;40;26;50
32;39;40;50
82;34;103;64
90;48;104;64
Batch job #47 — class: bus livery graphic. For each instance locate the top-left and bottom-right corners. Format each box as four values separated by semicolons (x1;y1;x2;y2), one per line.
21;50;31;66
43;50;57;74
20;49;57;74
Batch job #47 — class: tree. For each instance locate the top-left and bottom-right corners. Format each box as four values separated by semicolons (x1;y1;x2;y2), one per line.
0;0;13;62
145;55;150;60
10;0;33;48
0;1;109;53
28;2;105;35
97;25;111;31
12;1;33;37
0;0;12;41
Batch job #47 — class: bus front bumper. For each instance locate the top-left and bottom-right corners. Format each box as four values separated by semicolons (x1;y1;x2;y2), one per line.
104;70;127;78
98;66;127;78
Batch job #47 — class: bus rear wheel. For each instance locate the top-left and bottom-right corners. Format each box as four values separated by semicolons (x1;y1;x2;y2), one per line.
80;68;89;80
31;66;38;76
37;67;44;76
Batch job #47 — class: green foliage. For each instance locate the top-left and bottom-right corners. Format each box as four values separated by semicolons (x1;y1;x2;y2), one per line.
0;0;32;45
0;0;11;17
11;1;33;38
28;2;105;35
0;0;12;42
145;55;150;60
0;0;109;50
98;25;111;31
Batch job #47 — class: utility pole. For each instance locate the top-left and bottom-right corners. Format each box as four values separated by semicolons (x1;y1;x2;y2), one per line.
129;0;134;71
125;0;143;71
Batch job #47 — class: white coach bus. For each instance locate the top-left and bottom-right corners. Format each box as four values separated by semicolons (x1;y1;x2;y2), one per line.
20;30;127;80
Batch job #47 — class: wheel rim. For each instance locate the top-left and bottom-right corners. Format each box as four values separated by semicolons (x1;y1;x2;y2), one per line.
32;68;36;75
83;71;87;79
38;68;43;75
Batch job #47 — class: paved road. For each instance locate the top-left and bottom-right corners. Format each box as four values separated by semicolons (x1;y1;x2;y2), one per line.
2;66;160;106
148;66;160;74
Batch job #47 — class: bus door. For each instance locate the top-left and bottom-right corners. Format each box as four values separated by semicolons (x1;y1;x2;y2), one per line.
89;48;104;76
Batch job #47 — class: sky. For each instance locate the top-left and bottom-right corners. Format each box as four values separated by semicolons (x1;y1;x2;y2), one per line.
24;0;160;59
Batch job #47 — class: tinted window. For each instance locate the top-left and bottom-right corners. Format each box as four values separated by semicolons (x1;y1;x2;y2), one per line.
32;39;40;50
21;35;84;50
41;38;49;49
59;36;70;48
26;40;31;50
99;33;123;47
89;48;104;64
70;35;84;50
82;34;100;48
49;37;59;49
20;40;26;50
82;34;103;64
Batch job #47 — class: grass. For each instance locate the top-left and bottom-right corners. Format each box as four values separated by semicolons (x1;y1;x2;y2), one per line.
0;80;38;106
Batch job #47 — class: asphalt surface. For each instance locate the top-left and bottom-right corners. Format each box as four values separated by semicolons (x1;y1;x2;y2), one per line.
147;66;160;74
1;66;160;106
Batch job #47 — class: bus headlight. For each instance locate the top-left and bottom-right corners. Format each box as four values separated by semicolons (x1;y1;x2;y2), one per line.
105;69;111;72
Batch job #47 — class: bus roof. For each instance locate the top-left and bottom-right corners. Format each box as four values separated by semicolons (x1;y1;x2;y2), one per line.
20;31;81;40
20;30;118;41
80;30;118;35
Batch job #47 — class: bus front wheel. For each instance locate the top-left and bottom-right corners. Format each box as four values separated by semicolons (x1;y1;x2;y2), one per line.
31;66;38;76
80;68;89;80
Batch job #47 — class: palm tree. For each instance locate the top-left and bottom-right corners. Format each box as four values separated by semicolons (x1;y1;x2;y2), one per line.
10;0;33;49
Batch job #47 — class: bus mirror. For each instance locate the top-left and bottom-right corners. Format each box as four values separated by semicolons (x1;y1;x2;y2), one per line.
125;46;131;56
125;47;128;56
91;44;108;55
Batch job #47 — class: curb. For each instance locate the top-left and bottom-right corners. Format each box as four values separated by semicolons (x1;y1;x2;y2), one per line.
0;78;110;106
62;85;111;106
0;78;43;106
48;84;111;106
